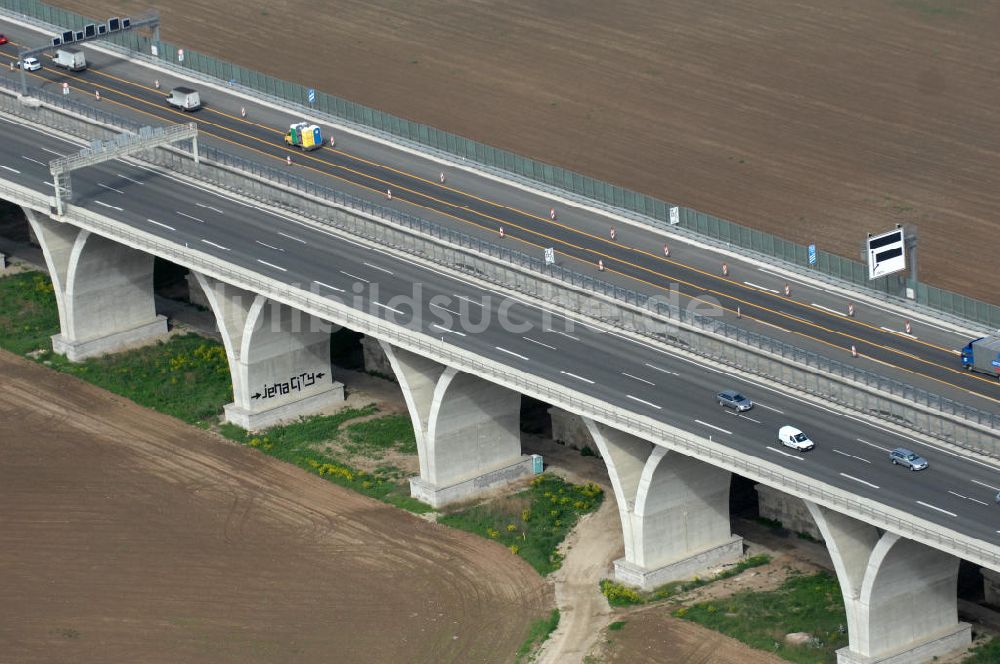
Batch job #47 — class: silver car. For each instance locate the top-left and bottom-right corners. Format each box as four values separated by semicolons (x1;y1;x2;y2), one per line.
717;389;753;412
889;447;928;471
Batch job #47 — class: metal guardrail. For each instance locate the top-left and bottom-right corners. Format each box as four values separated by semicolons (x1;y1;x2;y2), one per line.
0;78;996;456
2;176;996;569
4;0;996;330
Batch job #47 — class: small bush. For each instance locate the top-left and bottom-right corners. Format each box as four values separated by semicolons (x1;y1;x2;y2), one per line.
607;620;626;631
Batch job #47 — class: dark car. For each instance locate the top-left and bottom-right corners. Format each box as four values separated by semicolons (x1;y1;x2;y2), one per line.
717;389;753;412
0;34;9;46
889;447;928;471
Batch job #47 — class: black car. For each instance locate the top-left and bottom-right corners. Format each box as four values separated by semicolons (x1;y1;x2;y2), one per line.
717;390;753;412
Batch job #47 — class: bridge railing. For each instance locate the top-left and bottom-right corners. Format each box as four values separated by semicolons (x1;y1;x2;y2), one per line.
0;78;996;455
3;176;996;569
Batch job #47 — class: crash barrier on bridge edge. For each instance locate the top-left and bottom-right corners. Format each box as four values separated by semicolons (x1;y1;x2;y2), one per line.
1;79;995;456
2;0;996;331
1;176;996;572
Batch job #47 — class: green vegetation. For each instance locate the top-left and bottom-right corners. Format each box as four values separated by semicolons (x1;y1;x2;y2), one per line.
0;271;60;354
965;636;1000;663
439;474;603;575
600;554;771;606
607;620;626;632
515;609;560;663
343;414;417;457
674;571;847;664
220;408;431;513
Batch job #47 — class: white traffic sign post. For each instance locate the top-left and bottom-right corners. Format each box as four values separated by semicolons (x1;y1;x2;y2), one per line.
62;82;69;95
177;48;184;63
544;248;555;266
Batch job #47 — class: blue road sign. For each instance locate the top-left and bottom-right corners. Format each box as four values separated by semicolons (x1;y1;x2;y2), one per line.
307;88;316;104
808;243;817;265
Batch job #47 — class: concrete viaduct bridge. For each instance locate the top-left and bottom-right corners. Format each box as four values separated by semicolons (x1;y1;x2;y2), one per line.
0;101;997;664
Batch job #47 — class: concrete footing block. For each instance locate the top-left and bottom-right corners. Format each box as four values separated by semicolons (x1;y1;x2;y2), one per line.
835;623;971;664
613;535;744;591
51;316;168;361
409;455;535;508
223;382;345;431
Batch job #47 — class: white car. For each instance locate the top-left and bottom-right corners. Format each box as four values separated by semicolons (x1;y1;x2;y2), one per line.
19;56;41;71
778;425;814;451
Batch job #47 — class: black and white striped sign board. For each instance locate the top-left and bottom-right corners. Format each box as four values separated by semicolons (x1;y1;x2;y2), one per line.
867;228;906;279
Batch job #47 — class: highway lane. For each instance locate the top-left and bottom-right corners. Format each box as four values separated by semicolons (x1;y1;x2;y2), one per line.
0;24;996;405
1;121;998;546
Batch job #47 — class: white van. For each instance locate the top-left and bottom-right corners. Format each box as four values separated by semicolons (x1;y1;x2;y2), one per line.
777;425;815;451
166;87;201;111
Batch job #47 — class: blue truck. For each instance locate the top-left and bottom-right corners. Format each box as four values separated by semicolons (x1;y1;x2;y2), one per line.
961;336;1000;380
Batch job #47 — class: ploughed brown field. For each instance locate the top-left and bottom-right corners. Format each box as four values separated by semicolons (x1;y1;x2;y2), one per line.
0;351;550;663
56;0;1000;304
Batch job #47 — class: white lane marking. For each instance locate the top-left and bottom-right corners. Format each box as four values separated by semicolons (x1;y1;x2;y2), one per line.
840;473;880;490
948;490;989;507
754;402;784;414
255;240;283;251
880;326;918;340
278;231;306;244
373;301;404;315
695;420;731;435
196;203;224;214
523;336;557;350
340;270;370;283
737;414;762;424
22;156;45;165
916;501;956;517
833;449;871;464
93;200;123;212
669;353;724;374
43;181;55;187
454;294;485;307
972;479;1000;492
767;446;804;461
621;372;654;386
495;346;529;361
312;280;344;293
430;302;462;317
644;362;679;376
627;395;662;410
744;281;779;294
200;239;229;251
146;218;176;231
546;328;580;341
433;324;466;337
561;371;595;385
40;147;63;156
0;165;21;174
176;211;205;224
758;268;830;292
363;262;394;275
97;182;124;194
856;438;890;452
811;303;846;317
115;173;144;185
256;259;286;272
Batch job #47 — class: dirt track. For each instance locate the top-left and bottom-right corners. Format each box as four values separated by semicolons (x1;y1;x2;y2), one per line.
0;350;550;663
53;0;1000;303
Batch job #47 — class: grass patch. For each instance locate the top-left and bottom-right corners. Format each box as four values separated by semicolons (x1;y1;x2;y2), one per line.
439;474;603;575
515;609;559;662
220;407;432;513
965;636;1000;663
0;271;60;354
343;413;417;457
675;571;847;663
607;620;626;631
600;554;771;606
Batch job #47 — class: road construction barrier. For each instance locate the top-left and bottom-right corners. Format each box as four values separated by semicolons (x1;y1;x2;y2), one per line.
784;284;791;297
499;226;505;239
663;243;670;257
851;345;858;358
610;226;617;241
848;303;855;317
439;172;445;183
722;263;729;277
598;259;605;271
549;208;556;220
905;320;911;334
387;189;392;200
94;89;100;101
737;306;742;319
240;106;246;118
154;79;160;89
286;155;291;166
